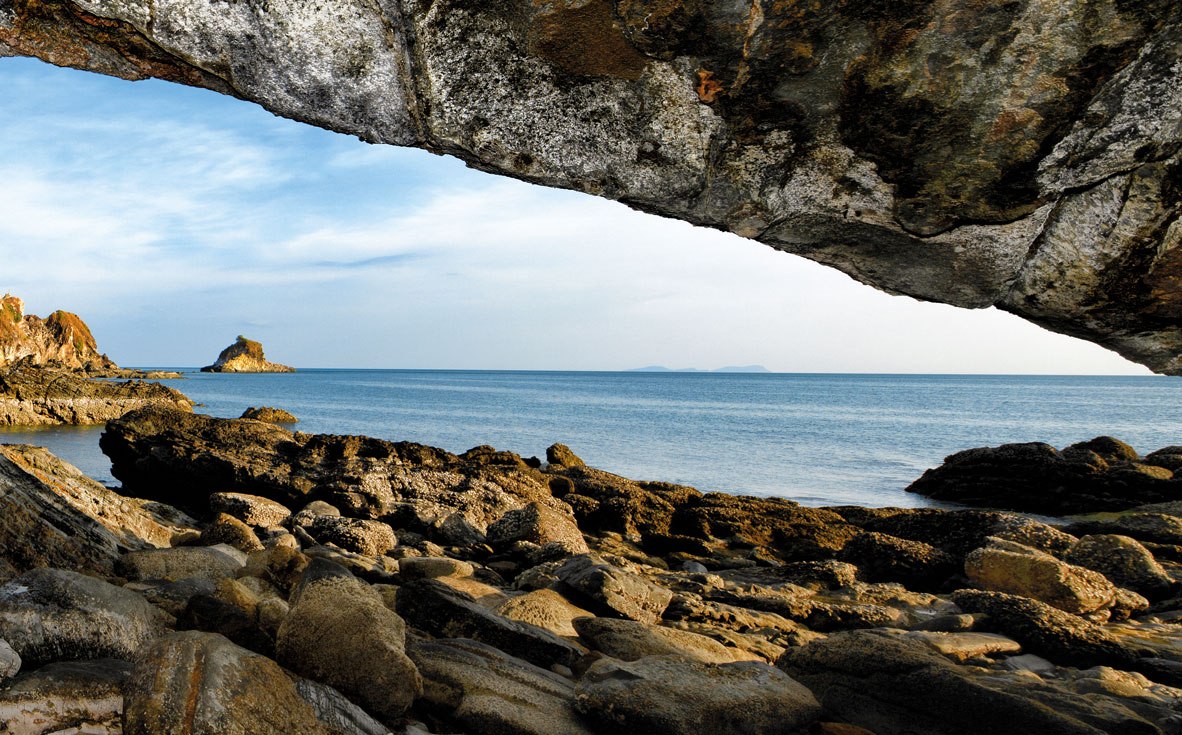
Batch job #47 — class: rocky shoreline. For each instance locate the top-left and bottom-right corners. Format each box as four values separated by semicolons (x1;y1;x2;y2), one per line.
0;362;193;427
0;410;1179;734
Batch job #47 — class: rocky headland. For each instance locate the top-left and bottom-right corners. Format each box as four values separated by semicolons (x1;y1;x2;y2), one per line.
0;408;1177;733
0;297;192;426
202;336;295;374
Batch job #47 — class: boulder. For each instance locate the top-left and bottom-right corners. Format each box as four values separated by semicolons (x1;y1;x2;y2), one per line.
210;492;293;528
554;554;673;624
117;544;246;582
901;631;1022;663
399;556;475;580
777;629;1120;735
0;640;19;682
546;443;585;468
950;590;1145;669
1066;514;1182;546
277;574;422;720
410;638;595;735
241;406;299;423
308;516;397;557
0;444;190;577
572;616;740;663
397;579;584;669
840;532;958;589
964;541;1116;615
487;501;589;554
0;568;167;667
294;678;390;735
497;589;596;638
123;631;333;735
201;512;265;553
1066;534;1176;600
0;658;131;735
906;439;1177;514
576;654;821;735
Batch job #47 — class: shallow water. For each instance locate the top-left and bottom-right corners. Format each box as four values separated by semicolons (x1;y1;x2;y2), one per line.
3;370;1180;507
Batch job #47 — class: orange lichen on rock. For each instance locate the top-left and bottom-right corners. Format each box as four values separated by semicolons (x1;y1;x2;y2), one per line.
696;69;724;103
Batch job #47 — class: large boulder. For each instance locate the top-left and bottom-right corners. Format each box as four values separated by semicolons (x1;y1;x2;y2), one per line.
964;541;1117;615
411;638;595;735
0;568;168;667
397;579;584;669
1066;534;1177;600
840;532;958;589
277;574;422;720
487;501;588;554
554;554;673;624
123;631;333;735
306;516;397;557
210;492;293;528
0;444;190;577
576;654;821;735
906;439;1179;514
496;589;595;638
116;544;247;583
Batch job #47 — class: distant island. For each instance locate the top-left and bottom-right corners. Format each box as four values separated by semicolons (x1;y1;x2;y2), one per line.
629;364;771;373
202;336;295;373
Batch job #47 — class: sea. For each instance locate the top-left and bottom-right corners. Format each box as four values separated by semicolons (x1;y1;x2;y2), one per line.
2;370;1181;508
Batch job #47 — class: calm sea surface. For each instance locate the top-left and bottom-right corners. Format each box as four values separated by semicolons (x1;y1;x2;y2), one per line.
3;371;1181;508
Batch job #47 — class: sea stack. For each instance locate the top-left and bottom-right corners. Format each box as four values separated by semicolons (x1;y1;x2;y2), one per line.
202;336;295;373
0;293;116;371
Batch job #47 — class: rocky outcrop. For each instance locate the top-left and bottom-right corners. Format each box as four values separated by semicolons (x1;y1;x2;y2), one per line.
2;424;1182;733
0;360;194;426
202;336;294;373
240;406;298;423
2;5;1181;371
0;294;115;371
908;436;1182;514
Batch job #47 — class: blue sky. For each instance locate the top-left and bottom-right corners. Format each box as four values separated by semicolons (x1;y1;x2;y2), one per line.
0;57;1150;374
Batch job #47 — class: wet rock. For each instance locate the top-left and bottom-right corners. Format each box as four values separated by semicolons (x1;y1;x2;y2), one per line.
964;541;1116;615
0;568;167;667
778;629;1123;735
950;590;1145;669
496;588;595;638
400;556;475;580
117;544;247;582
277;574;422;720
210;492;293;528
308;515;397;557
201;512;265;553
576;654;820;735
907;439;1178;514
841;532;958;589
124;631;332;735
554;554;673;624
0;444;191;577
397;579;584;669
241;406;299;423
1066;535;1176;600
487;501;588;555
0;658;131;735
573;616;740;663
410;638;594;735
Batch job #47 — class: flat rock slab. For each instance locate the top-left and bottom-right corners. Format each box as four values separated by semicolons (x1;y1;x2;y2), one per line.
497;588;595;638
397;579;584;669
410;638;595;735
0;568;168;667
117;544;246;582
576;654;821;735
902;631;1022;662
573;616;741;663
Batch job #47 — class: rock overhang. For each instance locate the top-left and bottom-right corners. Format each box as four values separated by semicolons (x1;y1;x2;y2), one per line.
1;0;1179;371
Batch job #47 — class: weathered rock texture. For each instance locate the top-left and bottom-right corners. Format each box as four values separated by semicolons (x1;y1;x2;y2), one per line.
202;336;294;373
0;294;114;371
1;3;1180;370
0;360;194;426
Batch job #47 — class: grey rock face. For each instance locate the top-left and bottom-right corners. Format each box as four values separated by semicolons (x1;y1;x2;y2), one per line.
0;0;1179;371
555;554;673;624
0;568;168;667
116;544;247;583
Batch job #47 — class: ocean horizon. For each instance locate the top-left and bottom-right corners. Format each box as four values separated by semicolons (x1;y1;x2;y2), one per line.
4;369;1180;508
